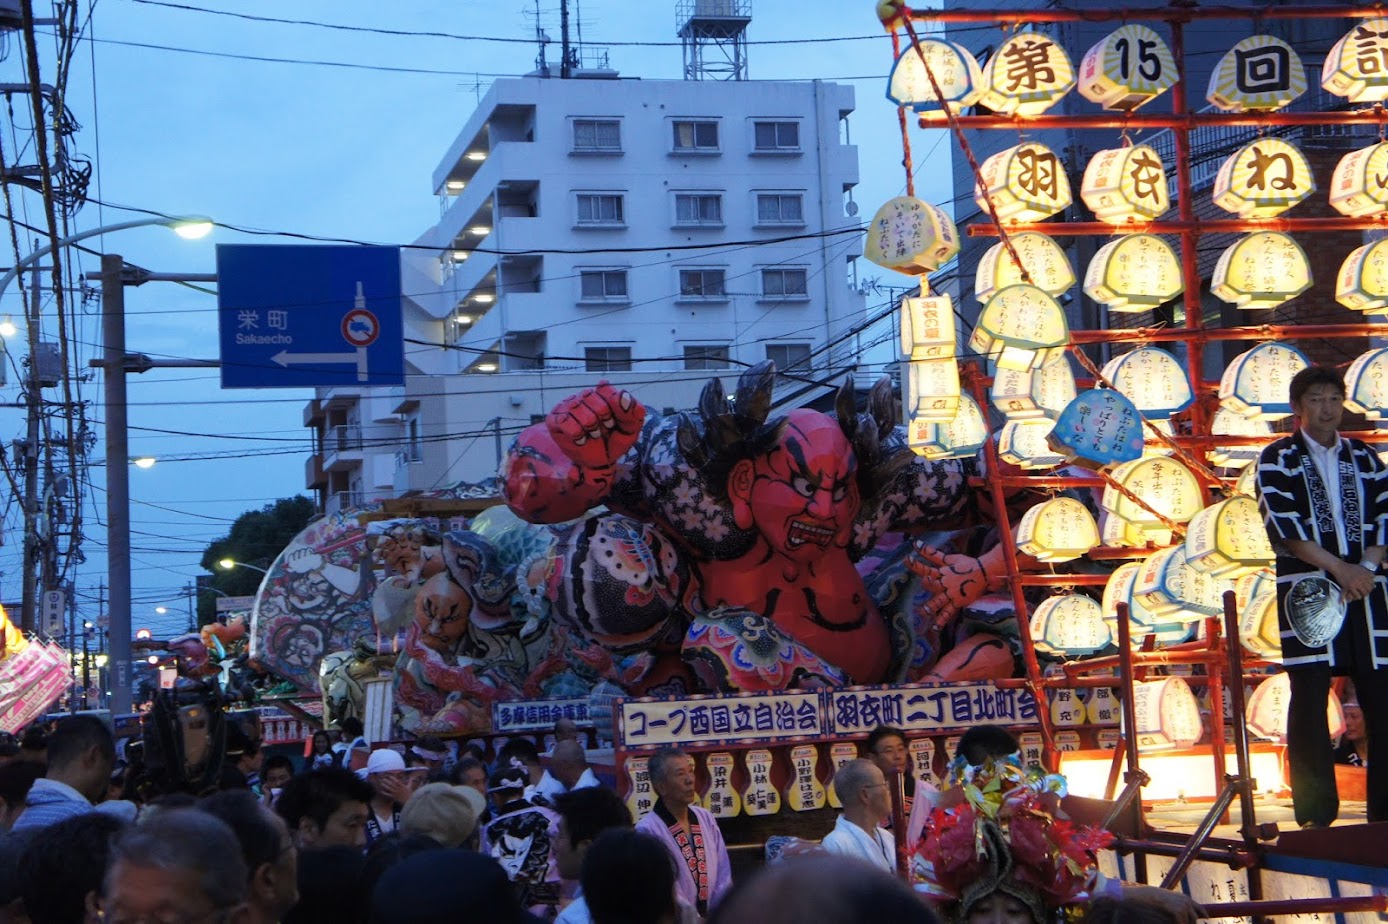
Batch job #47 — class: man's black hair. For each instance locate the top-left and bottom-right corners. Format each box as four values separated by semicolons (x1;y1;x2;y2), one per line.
275;766;372;833
19;812;127;924
338;717;364;738
448;755;485;787
45;715;115;771
864;725;907;754
497;737;541;767
284;846;367;924
553;786;631;849
0;760;43;809
1289;365;1346;406
581;829;677;924
198;789;283;878
263;754;295;779
955;726;1022;767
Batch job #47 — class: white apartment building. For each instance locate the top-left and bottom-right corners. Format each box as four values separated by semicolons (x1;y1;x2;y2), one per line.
306;72;864;514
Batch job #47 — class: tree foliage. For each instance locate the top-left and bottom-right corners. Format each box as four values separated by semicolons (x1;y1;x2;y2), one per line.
197;496;316;623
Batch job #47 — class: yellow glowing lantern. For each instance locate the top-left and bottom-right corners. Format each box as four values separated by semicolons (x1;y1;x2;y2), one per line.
979;32;1076;116
1106;456;1204;536
1210;232;1312;310
1134;545;1232;621
998;419;1065;470
1219;342;1309;421
1101;347;1194;418
1322;20;1388;104
1078;25;1178;111
1246;673;1343;742
1236;573;1281;660
1083;234;1183;313
1016;497;1100;563
903;358;961;423
1131;677;1203;750
1031;595;1111;657
1184;495;1274;578
1330;142;1388;218
908;394;987;460
1233;465;1258;498
1207;35;1307;112
968;284;1070;372
1103;562;1193;646
889;40;985;120
1080;145;1170;223
865;197;959;275
1034;355;1076;419
1207;407;1271;470
1335;239;1388;313
899;293;957;360
991;367;1042;420
1099;506;1149;549
1344;347;1388;420
1212;139;1314;218
974;232;1074;302
975;143;1072;224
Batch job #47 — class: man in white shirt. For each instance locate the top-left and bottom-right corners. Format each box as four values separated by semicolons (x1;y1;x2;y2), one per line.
820;759;895;873
534;741;600;803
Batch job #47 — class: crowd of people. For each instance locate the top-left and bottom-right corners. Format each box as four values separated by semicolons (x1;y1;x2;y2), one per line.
0;714;1208;924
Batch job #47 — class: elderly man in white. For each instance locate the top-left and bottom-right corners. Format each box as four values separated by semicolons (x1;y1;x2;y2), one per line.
820;758;896;873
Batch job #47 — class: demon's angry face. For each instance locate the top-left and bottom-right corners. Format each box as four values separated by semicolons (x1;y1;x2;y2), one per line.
730;409;858;564
414;573;473;652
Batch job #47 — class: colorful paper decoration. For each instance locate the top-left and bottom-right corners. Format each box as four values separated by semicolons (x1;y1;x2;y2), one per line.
997;419;1066;470
1210;232;1312;310
1207;408;1271;470
1246;673;1343;742
1102;562;1195;646
1344;347;1388;419
1211;139;1315;218
1100;347;1194;417
1207;35;1307;112
1134;545;1233;621
1131;677;1203;750
903;358;961;423
974;232;1074;301
979;32;1077;116
1083;234;1183;313
1077;25;1178;111
975;143;1073;223
864;197;959;275
907;393;987;459
1330;142;1388;218
1219;342;1310;421
888;40;986;119
1048;388;1147;468
1184;496;1274;579
968;284;1070;372
900;294;957;359
1031;595;1111;657
1016;497;1100;563
1322;20;1388;103
1335;239;1388;313
1080;145;1170;223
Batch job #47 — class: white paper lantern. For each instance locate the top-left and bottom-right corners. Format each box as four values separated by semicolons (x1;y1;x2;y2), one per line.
903;359;961;423
907;393;987;460
1100;347;1194;418
979;32;1076;116
1210;232;1312;310
1322;20;1388;104
1212;140;1315;218
899;294;957;360
1102;562;1194;646
1104;456;1205;533
968;284;1070;372
1335;239;1388;313
1184;496;1275;578
998;420;1066;470
1246;673;1343;742
1083;234;1183;313
1016;497;1100;563
865;197;959;275
888;40;986;119
1330;142;1388;218
975;143;1073;223
1344;347;1388;419
1131;677;1203;750
1031;595;1111;656
1078;25;1178;111
1081;145;1170;223
1219;342;1310;421
1134;545;1233;621
974;232;1075;302
1207;36;1307;112
1207;408;1271;470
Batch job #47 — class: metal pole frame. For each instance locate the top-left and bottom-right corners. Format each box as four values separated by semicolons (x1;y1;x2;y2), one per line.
103;254;133;718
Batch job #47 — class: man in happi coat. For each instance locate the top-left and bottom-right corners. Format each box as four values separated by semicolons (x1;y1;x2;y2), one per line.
1257;365;1388;827
634;747;732;916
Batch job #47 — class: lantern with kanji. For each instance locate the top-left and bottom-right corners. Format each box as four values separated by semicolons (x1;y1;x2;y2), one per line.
1207;35;1307;112
1131;677;1203;750
1080;145;1170;223
1083;234;1183;313
990;357;1075;423
1330;142;1388;218
979;32;1076;116
1210;232;1312;310
865;197;959;275
1103;562;1194;646
903;359;960;423
1184;496;1274;578
1078;24;1178;111
998;420;1065;470
1207;408;1271;470
1335;239;1388;313
888;39;985;119
1219;342;1309;420
1237;574;1281;660
907;393;987;459
969;284;1070;372
1134;544;1233;621
1016;497;1100;563
1246;673;1343;742
1211;139;1315;218
974;232;1074;301
975;143;1073;223
900;293;957;360
1101;347;1194;418
1049;388;1147;468
1103;456;1204;547
1322;20;1388;104
1344;347;1388;419
1031;595;1111;657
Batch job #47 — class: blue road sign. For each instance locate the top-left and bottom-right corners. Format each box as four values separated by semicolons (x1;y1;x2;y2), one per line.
217;244;405;388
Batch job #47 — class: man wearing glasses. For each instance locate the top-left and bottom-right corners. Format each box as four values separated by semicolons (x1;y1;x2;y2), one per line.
820;759;895;873
864;725;915;823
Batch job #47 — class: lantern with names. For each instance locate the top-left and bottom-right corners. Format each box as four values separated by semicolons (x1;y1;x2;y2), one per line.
1078;25;1177;111
1207;35;1306;112
998;420;1066;470
907;393;987;460
1344;347;1388;419
1048;388;1147;468
888;39;985;119
991;367;1044;420
1016;497;1100;563
1211;139;1315;218
904;358;961;422
975;143;1073;223
974;232;1074;301
1335;239;1388;313
1080;145;1171;223
1322;20;1388;104
1102;562;1195;646
1184;496;1275;578
1134;545;1233;621
1083;234;1183;313
1031;595;1111;657
1246;673;1343;742
865;197;959;275
979;32;1077;116
968;284;1070;372
1330;142;1388;218
1131;677;1203;750
1210;232;1312;310
900;293;957;360
1238;585;1281;661
1207;407;1271;470
1219;342;1309;421
1104;456;1204;543
1101;347;1194;418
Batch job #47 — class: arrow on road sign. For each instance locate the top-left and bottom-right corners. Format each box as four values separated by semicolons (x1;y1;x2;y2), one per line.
269;348;369;382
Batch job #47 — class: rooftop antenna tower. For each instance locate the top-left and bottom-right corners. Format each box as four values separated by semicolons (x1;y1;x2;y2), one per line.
677;0;751;81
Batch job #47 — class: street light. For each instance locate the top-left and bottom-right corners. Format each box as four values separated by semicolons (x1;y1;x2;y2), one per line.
218;558;269;575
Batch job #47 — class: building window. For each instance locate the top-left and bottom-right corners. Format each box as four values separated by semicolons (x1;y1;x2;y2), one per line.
576;193;625;226
672;120;719;152
572;118;622;153
684;344;731;370
585;346;633;372
756;193;805;225
579;269;629;302
678;268;727;300
766;342;811;373
753;120;801;153
674;193;723;226
761;268;809;300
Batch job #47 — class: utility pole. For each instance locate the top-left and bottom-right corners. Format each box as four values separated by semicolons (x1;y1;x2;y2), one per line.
560;0;571;78
103;254;133;717
185;581;196;633
20;254;40;633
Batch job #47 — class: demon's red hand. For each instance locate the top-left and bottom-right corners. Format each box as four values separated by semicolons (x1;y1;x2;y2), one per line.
908;544;994;628
546;381;645;470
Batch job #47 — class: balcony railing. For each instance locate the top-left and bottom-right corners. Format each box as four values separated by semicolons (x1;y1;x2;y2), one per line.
395;444;423;468
326;489;364;517
327;424;362;453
